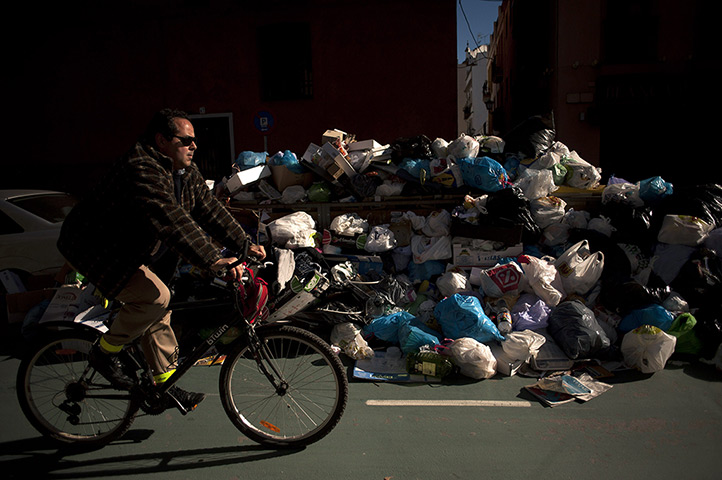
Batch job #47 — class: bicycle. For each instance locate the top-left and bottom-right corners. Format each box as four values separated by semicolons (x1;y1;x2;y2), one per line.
15;242;349;448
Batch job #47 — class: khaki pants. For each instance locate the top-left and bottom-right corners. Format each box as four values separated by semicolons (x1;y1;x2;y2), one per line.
102;265;178;375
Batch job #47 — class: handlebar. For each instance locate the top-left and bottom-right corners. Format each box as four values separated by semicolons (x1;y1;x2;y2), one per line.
214;237;271;282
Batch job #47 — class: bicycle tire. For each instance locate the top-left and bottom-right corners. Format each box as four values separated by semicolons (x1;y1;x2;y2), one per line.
16;327;140;446
219;325;348;447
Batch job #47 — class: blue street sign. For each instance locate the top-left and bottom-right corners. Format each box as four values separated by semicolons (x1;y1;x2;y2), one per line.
254;110;275;133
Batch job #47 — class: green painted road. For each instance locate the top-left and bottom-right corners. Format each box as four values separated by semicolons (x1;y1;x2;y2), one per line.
1;352;720;480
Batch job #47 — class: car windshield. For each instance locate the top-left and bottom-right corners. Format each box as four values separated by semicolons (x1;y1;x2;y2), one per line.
9;193;78;223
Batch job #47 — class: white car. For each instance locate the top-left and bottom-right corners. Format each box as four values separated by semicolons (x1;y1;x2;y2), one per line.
0;190;77;284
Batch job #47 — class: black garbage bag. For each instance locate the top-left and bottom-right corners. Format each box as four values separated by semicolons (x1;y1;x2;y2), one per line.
651;183;722;234
350;172;383;199
547;300;611;360
502;113;556;159
670;247;722;356
599;280;671;316
390;135;434;161
484;185;542;245
598;202;655;249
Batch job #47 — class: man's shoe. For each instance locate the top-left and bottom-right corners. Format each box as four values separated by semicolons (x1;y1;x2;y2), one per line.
88;345;135;390
165;385;206;414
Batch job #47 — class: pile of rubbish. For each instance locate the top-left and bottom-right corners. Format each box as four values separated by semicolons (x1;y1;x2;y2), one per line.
217;115;606;205
225;114;722;401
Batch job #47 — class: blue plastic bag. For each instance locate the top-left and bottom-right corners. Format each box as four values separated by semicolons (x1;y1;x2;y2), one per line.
638;176;673;204
362;311;415;344
235;151;267;170
399;321;443;353
434;294;505;343
269;150;306;174
407;260;446;282
398;158;431;182
618;304;675;334
457;156;509;192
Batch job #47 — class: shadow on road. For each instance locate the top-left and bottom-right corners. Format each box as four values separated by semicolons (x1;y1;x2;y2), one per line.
1;429;304;479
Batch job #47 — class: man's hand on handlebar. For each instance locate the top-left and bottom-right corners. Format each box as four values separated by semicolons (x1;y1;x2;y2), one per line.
210;244;267;280
211;257;245;281
249;244;266;260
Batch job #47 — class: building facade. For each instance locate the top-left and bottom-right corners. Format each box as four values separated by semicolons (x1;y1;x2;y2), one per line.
6;0;458;194
458;45;491;137
486;0;715;186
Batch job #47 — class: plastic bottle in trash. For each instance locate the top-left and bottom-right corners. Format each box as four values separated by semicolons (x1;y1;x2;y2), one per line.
496;308;512;335
406;350;454;378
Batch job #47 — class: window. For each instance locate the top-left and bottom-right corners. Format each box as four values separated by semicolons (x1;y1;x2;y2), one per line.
603;0;659;64
9;194;77;224
258;22;313;101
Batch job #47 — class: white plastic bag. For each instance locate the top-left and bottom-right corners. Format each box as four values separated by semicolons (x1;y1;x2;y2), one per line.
531;196;567;229
657;215;714;246
431;137;449;158
588;216;616;237
535;141;569;169
478;135;506;154
330;213;369;236
280;185;306;204
421;210;452;237
501;330;547;362
621;325;677;373
267;212;317;248
562;209;590;229
521;255;566;307
602;182;644;206
554;240;605;295
437;271;471;298
410;235;452;264
331;323;374;360
562;151;602;189
514;168;558;200
480;262;524;298
447;134;480;159
364;225;396;253
447;337;497;379
543;222;571;246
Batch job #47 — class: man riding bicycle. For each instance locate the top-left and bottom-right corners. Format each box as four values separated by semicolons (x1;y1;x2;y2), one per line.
57;108;266;413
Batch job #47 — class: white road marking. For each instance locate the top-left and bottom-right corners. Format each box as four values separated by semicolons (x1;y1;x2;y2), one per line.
366;399;532;407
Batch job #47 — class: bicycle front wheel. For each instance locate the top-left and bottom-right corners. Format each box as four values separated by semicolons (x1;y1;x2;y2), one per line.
16;327;139;446
219;325;348;447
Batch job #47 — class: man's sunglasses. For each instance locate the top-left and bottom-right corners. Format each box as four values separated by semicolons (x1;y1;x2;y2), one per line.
173;135;196;146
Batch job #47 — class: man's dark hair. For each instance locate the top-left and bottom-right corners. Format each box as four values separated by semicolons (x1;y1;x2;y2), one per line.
141;108;191;145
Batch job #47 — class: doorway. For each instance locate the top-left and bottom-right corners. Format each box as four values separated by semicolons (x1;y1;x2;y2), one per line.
189;113;235;183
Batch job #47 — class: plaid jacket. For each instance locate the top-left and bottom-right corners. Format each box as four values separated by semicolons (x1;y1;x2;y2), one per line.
58;142;249;298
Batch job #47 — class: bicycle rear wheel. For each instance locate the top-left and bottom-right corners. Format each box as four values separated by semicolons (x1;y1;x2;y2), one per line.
219;325;348;447
16;327;139;446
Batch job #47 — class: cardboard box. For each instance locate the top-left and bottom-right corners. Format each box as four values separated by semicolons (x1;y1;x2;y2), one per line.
322;129;347;146
452;241;523;268
321;142;356;178
347;139;383;152
302;143;344;181
269;165;314;192
226;165;271;192
490;342;525;376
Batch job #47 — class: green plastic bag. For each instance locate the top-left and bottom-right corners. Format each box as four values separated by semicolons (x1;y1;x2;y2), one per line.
667;313;704;354
551;163;567;185
308;182;331;202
